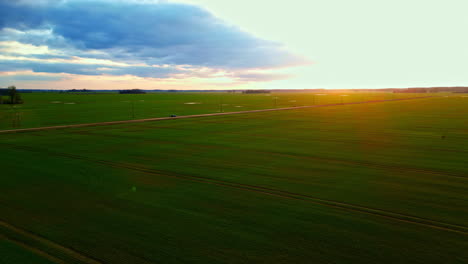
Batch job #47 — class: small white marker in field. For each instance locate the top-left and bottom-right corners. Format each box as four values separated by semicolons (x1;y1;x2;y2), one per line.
184;102;201;105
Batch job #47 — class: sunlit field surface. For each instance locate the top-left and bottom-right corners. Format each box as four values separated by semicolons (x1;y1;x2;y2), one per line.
0;91;436;130
1;95;467;263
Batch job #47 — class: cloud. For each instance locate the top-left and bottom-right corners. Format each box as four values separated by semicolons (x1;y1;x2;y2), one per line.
0;41;56;55
0;0;305;71
234;72;293;82
0;55;183;77
0;70;66;83
0;74;63;82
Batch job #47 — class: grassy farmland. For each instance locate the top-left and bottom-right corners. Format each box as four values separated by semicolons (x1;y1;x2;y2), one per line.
0;91;433;130
1;94;467;263
0;238;56;264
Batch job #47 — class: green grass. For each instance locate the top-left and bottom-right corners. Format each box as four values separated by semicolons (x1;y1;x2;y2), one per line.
1;95;467;263
0;238;55;264
0;91;433;130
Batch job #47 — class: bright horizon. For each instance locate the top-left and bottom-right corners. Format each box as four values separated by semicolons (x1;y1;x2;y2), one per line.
1;0;467;90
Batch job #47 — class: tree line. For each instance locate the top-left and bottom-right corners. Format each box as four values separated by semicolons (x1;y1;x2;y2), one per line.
0;86;23;104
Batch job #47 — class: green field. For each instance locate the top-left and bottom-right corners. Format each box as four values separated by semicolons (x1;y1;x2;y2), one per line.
0;238;56;264
1;94;467;263
0;91;429;130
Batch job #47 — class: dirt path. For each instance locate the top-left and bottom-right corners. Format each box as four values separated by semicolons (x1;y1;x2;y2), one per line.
0;220;103;264
0;96;434;134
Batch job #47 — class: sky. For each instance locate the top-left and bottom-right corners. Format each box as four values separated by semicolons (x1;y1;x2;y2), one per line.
0;0;467;90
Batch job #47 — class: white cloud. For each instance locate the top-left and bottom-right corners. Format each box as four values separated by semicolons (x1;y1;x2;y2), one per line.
0;54;142;67
0;41;57;55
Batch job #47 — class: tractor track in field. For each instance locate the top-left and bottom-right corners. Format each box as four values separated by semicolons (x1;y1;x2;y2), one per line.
63;118;468;165
45;125;468;179
42;130;468;179
1;234;67;264
0;96;434;134
2;142;467;236
0;221;104;264
259;150;468;179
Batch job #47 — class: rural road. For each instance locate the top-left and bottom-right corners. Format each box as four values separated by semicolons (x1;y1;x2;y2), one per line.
0;96;433;134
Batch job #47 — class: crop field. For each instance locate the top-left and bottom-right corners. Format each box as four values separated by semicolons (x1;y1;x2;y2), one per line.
1;94;467;263
0;91;431;130
0;237;55;264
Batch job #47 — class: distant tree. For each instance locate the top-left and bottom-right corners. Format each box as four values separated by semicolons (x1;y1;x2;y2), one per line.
242;90;271;94
119;89;146;94
0;87;7;103
67;89;90;93
7;86;23;104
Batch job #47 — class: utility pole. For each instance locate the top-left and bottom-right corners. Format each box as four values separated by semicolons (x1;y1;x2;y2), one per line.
10;105;20;128
16;111;20;128
10;105;15;128
220;96;223;112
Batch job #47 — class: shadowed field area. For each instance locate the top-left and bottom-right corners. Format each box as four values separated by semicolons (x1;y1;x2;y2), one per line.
0;237;57;264
1;95;467;263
